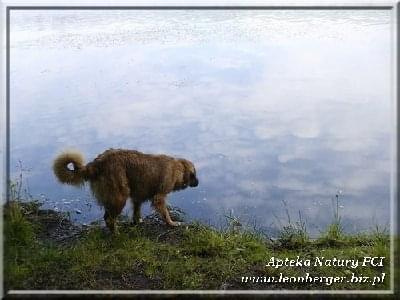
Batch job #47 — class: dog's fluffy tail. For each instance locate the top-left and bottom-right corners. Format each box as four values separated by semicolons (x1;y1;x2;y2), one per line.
53;150;87;186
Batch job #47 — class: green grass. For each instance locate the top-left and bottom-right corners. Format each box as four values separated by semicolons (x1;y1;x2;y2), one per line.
3;200;393;291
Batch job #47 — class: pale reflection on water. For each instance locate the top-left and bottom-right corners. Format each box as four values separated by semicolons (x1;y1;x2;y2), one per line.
10;10;392;235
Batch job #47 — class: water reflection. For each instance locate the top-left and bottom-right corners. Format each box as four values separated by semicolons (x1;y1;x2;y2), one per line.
10;9;392;235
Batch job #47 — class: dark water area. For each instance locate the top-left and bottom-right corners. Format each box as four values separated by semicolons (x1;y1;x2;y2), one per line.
10;10;393;236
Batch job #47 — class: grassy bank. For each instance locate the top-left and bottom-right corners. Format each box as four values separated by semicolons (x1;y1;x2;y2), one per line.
4;200;392;291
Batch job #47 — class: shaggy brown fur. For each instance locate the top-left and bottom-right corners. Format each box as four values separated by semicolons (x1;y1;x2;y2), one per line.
53;148;199;232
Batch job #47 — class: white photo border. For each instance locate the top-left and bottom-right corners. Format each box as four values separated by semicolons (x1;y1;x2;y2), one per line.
1;0;397;297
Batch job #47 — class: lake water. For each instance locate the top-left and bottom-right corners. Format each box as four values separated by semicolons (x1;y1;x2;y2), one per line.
10;9;393;236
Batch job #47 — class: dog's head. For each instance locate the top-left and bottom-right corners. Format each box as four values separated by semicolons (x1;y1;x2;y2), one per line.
176;158;199;190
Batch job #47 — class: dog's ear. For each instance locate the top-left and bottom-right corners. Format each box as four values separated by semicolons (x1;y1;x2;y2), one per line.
179;159;191;185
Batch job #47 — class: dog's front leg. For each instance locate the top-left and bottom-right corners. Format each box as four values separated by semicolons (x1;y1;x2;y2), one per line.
153;194;180;226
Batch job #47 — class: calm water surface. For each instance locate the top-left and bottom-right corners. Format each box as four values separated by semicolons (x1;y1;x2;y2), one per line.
10;10;393;236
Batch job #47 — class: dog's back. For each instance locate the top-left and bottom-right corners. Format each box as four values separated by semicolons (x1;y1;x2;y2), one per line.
88;149;178;201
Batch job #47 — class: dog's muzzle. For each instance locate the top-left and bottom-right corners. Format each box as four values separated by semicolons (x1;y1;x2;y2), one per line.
190;177;199;187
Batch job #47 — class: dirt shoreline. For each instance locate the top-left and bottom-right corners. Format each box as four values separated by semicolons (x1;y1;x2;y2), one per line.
18;201;188;247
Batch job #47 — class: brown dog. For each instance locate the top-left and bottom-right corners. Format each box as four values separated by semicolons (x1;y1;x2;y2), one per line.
53;148;199;232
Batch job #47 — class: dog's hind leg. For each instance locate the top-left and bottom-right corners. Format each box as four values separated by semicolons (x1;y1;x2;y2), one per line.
104;210;116;233
132;200;143;225
104;196;127;234
152;194;180;227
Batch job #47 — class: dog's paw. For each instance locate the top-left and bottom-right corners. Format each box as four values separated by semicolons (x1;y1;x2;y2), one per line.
169;221;183;227
131;218;143;226
108;227;120;236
